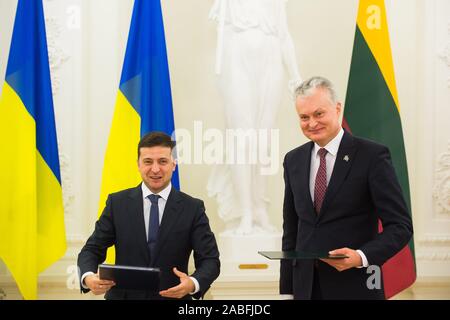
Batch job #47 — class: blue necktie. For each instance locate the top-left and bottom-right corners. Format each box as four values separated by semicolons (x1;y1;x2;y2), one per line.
147;194;160;259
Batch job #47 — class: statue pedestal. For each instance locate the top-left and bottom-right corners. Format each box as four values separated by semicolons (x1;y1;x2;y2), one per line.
216;231;282;282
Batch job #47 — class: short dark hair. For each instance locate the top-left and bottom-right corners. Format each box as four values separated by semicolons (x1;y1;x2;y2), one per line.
138;131;176;158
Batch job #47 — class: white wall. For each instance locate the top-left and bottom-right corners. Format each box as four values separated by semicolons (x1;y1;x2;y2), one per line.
0;0;449;294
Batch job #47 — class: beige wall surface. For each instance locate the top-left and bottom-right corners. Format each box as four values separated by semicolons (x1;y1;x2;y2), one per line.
164;0;358;233
1;0;450;298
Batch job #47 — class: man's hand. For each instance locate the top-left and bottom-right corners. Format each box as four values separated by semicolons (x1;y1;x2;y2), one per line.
320;248;362;272
84;273;115;295
159;267;195;299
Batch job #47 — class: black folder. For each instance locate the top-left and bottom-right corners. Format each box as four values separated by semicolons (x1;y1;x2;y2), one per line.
258;251;349;260
99;264;160;291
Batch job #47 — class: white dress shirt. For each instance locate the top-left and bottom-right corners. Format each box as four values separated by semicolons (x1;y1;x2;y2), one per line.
142;182;170;239
281;129;369;299
308;128;368;268
82;182;200;295
142;183;200;295
309;128;344;200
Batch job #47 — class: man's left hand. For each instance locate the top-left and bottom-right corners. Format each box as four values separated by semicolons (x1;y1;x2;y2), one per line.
159;267;195;299
320;248;362;272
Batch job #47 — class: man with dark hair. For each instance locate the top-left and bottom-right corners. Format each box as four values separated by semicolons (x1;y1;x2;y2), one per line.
137;131;176;156
78;131;220;300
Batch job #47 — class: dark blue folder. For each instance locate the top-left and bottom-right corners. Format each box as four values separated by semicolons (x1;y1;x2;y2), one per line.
99;264;160;291
258;251;348;260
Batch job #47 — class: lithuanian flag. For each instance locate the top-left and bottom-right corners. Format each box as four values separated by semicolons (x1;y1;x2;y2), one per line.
98;0;179;263
343;0;416;298
0;0;66;299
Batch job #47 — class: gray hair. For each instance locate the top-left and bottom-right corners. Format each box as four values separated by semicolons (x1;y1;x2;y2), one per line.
294;76;339;104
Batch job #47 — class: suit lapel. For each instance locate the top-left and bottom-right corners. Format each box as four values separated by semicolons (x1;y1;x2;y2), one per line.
301;142;316;217
127;184;151;264
318;131;357;219
151;188;183;264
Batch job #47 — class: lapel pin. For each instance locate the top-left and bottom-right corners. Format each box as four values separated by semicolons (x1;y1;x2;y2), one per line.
343;155;350;162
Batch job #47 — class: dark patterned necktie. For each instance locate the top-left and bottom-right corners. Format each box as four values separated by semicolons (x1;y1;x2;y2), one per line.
147;194;160;259
314;148;328;214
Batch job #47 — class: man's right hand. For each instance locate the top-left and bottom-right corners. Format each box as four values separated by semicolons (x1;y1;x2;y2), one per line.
84;273;115;295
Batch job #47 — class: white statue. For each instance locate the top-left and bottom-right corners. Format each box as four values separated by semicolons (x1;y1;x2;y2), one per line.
208;0;302;235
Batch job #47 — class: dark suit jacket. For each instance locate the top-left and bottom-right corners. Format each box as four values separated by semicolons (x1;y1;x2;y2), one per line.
280;131;413;300
78;184;220;300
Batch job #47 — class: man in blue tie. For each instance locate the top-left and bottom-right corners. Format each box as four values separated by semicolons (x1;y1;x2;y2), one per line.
78;132;220;300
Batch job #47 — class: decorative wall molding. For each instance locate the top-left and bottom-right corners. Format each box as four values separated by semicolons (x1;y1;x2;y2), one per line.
433;142;450;215
437;22;450;87
66;235;86;245
439;41;450;68
419;235;450;245
59;151;75;218
45;16;70;95
416;252;450;261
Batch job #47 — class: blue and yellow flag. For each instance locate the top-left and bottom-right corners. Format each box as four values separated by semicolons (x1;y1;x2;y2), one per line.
0;0;66;300
99;0;179;262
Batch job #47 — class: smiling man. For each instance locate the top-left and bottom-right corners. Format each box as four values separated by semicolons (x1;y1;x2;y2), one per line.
280;77;413;300
78;132;220;300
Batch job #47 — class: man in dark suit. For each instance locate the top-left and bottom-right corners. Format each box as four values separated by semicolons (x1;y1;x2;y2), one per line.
280;76;413;300
78;132;220;300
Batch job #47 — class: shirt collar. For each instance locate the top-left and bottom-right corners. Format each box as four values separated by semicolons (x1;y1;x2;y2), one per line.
313;128;344;157
141;182;172;201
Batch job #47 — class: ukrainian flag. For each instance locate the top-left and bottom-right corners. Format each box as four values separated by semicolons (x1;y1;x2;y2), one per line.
98;0;179;263
0;0;66;300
